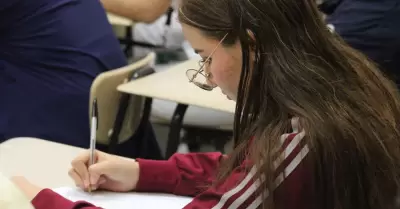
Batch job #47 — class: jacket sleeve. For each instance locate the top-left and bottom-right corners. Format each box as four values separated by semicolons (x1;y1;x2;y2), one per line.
135;152;224;196
32;189;100;209
31;152;224;209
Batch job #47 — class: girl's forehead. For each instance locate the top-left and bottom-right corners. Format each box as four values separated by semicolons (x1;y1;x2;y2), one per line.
182;24;221;52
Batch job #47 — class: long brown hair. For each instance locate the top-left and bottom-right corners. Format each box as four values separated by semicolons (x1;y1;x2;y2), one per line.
179;0;400;208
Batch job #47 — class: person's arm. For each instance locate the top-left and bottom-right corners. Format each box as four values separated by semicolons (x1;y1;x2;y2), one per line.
100;0;172;23
31;123;309;209
31;152;224;209
136;152;224;196
32;190;100;209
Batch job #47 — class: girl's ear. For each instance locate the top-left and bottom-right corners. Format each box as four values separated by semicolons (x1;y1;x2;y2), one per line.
246;29;256;50
246;29;256;42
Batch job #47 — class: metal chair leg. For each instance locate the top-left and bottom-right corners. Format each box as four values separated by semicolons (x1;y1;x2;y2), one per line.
108;93;131;154
165;103;188;159
123;26;133;58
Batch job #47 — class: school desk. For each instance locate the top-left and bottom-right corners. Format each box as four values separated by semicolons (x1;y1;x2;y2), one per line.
107;13;134;27
117;59;236;158
0;137;84;188
0;138;193;209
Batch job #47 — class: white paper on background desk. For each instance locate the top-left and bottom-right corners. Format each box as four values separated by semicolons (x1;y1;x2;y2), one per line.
53;187;193;209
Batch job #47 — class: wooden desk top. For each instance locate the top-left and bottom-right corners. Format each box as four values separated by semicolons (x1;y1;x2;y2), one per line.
117;59;236;113
107;13;134;27
0;138;84;188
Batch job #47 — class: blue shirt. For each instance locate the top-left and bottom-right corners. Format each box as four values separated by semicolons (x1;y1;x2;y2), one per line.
0;0;127;147
325;0;400;85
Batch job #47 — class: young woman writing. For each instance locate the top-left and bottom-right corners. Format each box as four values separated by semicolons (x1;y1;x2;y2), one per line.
12;0;400;208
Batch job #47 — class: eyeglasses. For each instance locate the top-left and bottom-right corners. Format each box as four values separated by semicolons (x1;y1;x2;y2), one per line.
186;33;228;91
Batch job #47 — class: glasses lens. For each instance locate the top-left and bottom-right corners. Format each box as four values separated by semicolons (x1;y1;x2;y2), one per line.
186;69;214;91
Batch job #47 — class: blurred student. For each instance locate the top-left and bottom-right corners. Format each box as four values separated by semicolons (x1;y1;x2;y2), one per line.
0;0;126;147
101;0;172;23
320;0;400;84
100;0;186;59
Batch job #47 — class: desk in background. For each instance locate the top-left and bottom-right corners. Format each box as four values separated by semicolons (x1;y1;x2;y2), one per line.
118;59;236;158
0;138;84;188
118;59;235;113
107;13;134;26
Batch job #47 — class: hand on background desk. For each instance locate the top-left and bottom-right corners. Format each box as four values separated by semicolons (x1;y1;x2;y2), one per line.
69;150;139;192
10;176;42;200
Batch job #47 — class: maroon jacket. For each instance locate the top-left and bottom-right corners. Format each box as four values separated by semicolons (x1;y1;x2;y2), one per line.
32;118;312;209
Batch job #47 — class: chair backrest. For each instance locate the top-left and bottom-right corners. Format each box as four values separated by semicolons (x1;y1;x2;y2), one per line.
90;52;156;145
0;173;34;209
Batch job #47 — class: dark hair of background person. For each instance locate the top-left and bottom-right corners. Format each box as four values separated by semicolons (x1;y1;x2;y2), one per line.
179;0;400;208
317;0;342;15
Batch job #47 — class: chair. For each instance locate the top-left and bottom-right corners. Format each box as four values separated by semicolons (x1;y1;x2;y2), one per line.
89;52;156;153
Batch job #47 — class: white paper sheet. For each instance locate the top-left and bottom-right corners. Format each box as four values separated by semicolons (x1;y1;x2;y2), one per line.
53;187;193;209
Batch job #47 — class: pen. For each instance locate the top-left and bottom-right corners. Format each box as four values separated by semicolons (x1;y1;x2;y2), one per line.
88;98;98;192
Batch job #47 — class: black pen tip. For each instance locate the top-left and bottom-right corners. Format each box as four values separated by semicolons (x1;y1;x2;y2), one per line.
92;98;98;117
